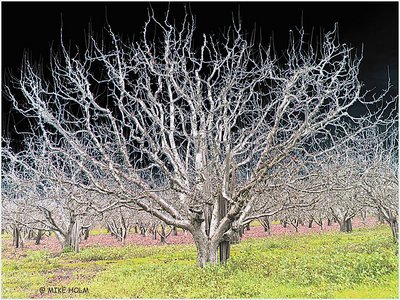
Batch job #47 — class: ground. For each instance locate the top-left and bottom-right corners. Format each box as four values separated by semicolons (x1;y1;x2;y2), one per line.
2;217;379;252
1;219;398;298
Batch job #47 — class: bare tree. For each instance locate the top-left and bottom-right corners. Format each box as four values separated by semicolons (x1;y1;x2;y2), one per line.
3;11;395;266
358;128;398;240
316;126;398;236
1;146;93;251
102;207;135;245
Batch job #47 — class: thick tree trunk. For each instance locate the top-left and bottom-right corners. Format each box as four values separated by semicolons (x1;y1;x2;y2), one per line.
308;219;313;228
140;223;147;237
119;227;127;245
192;231;218;268
345;218;352;232
231;229;241;244
218;194;230;263
339;218;353;232
12;226;23;248
220;240;230;262
69;218;80;252
35;229;43;245
259;216;271;234
327;218;333;226
57;216;80;252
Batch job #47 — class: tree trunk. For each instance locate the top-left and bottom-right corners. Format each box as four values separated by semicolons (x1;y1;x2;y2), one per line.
377;212;384;224
345;218;352;232
60;216;80;252
259;216;271;234
327;218;333;226
120;227;127;245
70;218;80;252
172;226;178;236
192;231;218;268
388;218;398;241
239;225;244;237
153;224;158;240
80;226;90;241
220;240;230;262
12;226;22;248
35;229;43;245
231;228;241;244
314;218;323;230
120;213;128;245
27;229;35;240
291;219;299;233
140;223;147;237
308;219;313;228
107;225;113;236
339;218;352;232
360;209;367;225
160;224;166;244
83;228;89;240
218;194;230;263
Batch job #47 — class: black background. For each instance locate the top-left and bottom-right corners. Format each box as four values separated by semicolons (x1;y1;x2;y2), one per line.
2;1;398;138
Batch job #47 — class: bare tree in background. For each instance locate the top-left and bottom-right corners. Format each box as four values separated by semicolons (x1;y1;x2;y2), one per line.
324;152;366;233
3;10;396;266
358;128;398;240
2;145;92;251
101;206;136;245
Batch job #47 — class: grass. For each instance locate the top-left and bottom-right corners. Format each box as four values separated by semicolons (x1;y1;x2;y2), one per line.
89;228;109;235
1;232;12;240
1;225;398;298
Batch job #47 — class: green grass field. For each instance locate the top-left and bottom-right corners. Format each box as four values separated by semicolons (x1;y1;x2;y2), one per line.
1;225;398;298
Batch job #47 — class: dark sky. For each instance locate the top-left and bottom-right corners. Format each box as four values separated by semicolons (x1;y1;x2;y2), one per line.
2;1;398;137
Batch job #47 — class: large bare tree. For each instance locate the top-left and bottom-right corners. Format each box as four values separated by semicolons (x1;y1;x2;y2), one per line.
3;11;395;266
